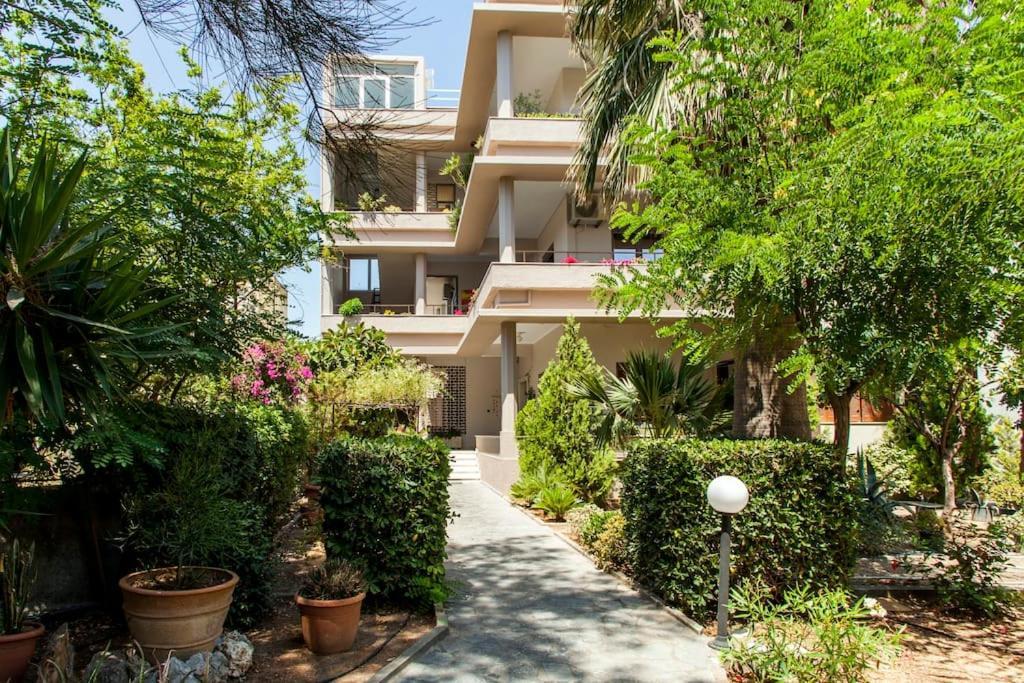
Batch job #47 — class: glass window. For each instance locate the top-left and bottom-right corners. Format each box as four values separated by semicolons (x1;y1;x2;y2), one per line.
333;61;418;110
348;257;380;291
391;76;415;108
363;78;386;108
335;77;360;108
376;63;417;76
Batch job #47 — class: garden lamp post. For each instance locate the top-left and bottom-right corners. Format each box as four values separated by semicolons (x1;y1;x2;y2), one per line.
707;475;749;650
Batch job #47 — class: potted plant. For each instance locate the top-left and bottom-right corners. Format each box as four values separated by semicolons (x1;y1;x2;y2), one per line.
0;537;43;683
295;560;367;654
119;455;243;663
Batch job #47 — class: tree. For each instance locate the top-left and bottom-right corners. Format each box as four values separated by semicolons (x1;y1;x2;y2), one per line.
0;130;177;426
1;10;329;385
567;0;700;199
599;0;1024;457
515;318;615;503
567;349;729;446
883;346;996;512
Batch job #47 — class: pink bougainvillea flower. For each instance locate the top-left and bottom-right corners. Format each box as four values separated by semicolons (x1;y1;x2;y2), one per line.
561;255;578;264
299;366;313;380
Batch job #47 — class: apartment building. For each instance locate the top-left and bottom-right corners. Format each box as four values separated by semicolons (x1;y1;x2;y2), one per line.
319;1;883;489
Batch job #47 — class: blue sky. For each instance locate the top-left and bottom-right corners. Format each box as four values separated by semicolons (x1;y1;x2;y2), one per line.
105;0;475;338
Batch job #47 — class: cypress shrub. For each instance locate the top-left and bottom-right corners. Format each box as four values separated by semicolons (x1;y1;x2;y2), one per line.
318;434;451;606
621;439;860;620
515;318;616;502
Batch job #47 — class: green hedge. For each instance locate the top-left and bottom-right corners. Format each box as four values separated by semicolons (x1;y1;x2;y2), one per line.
622;439;860;620
318;434;451;606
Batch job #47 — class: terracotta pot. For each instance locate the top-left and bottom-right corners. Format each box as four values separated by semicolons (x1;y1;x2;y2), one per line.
0;622;45;682
296;592;365;654
119;567;238;664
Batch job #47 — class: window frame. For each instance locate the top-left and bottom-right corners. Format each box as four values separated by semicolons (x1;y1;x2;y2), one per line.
347;256;380;293
333;60;421;110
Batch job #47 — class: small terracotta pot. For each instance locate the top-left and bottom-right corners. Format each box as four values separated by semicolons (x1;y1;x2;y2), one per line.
0;622;45;682
296;592;365;654
120;567;238;664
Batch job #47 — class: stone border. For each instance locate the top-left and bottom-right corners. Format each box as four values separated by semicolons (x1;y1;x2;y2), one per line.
505;497;706;636
367;602;449;682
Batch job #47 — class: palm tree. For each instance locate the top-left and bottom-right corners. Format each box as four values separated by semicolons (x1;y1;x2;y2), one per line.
567;350;730;446
568;0;704;199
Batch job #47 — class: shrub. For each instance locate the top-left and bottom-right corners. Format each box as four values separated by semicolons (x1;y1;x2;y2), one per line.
579;510;617;547
621;439;860;620
720;583;900;683
591;511;627;570
510;463;566;505
318;434;451;607
924;514;1015;617
118;401;307;627
338;298;364;316
566;504;602;538
515;318;616;502
533;483;579;521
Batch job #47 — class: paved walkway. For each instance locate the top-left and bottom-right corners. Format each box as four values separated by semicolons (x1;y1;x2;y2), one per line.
397;481;724;682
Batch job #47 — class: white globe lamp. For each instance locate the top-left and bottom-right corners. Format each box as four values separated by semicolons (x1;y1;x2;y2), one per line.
706;475;749;650
707;476;749;515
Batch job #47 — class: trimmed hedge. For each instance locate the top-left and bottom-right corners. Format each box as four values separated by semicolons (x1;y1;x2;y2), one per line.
318;434;451;606
622;439;860;620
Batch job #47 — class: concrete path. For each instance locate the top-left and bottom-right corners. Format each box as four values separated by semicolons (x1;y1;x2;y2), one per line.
397;481;725;683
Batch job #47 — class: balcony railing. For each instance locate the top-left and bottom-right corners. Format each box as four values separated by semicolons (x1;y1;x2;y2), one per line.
427;88;460;108
357;303;462;316
514;250;664;264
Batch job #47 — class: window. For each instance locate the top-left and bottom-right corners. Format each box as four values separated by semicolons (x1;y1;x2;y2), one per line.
333;61;418;109
347;257;380;292
435;184;456;211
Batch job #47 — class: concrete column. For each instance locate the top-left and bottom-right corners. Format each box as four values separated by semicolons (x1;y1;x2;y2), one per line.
320;149;334;212
496;30;514;118
498;176;515;263
321;263;335;315
499;321;519;458
415;152;427;212
414;253;427;315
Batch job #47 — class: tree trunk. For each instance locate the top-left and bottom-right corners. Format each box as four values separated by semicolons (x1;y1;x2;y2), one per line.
827;391;853;467
941;446;957;513
732;327;812;441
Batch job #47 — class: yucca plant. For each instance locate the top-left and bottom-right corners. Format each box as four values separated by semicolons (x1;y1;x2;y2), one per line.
567;349;730;446
0;129;178;426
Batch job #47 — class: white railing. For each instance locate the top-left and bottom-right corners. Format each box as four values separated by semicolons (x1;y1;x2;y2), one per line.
427;88;460;108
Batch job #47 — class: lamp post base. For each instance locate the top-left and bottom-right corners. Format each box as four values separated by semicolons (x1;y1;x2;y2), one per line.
709;634;731;651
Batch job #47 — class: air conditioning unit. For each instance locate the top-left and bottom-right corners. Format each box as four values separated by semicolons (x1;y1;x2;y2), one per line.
567;194;603;228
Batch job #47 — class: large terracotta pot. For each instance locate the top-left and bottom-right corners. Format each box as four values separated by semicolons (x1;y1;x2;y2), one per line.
119;567;238;664
0;622;45;682
296;592;365;654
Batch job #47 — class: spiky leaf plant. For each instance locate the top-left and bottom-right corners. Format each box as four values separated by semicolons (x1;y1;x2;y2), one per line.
0;129;178;425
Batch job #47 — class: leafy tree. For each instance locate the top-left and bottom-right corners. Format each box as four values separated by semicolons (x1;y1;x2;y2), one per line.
0;130;176;426
599;0;1024;459
515;318;615;503
1;10;330;385
567;349;729;446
